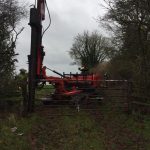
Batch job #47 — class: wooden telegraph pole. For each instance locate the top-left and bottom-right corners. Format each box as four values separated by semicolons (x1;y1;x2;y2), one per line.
28;0;45;112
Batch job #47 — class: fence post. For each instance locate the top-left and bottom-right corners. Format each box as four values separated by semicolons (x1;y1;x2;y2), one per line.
127;81;133;114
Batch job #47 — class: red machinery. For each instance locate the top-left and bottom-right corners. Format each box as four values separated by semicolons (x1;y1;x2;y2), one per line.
28;0;102;112
41;67;101;103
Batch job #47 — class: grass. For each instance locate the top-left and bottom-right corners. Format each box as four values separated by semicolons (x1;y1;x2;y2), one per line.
0;114;41;150
0;85;150;150
1;106;149;150
35;84;54;97
143;118;150;149
29;109;105;150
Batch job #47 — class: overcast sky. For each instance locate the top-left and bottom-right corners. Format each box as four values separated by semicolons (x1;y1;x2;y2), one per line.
16;0;105;76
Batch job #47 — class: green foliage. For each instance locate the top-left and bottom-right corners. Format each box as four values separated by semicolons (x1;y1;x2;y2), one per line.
0;0;27;96
100;0;150;99
0;114;40;150
0;76;18;97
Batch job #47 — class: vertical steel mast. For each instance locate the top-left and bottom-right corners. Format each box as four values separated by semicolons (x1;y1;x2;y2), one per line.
28;0;45;112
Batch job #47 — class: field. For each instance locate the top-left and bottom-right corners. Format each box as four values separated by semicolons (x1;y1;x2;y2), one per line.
0;86;150;150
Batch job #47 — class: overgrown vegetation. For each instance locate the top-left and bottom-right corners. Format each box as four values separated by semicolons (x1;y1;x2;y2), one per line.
98;0;150;102
0;0;27;96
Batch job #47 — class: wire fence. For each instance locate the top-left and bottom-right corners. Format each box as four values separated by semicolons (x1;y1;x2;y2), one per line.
100;80;150;115
0;79;150;115
34;79;150;115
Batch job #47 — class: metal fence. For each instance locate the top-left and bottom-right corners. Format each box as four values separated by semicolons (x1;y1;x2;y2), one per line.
100;80;150;115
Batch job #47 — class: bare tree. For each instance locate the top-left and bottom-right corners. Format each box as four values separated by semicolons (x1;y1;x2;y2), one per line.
69;31;113;70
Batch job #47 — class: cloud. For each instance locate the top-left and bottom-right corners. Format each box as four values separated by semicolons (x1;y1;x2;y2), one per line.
16;0;104;75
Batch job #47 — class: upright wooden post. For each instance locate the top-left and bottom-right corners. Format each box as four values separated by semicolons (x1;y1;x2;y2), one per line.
28;7;39;112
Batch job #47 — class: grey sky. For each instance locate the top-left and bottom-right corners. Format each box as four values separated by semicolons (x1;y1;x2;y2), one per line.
16;0;105;75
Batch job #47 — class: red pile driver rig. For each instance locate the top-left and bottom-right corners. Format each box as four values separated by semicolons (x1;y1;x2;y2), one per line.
28;0;102;112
